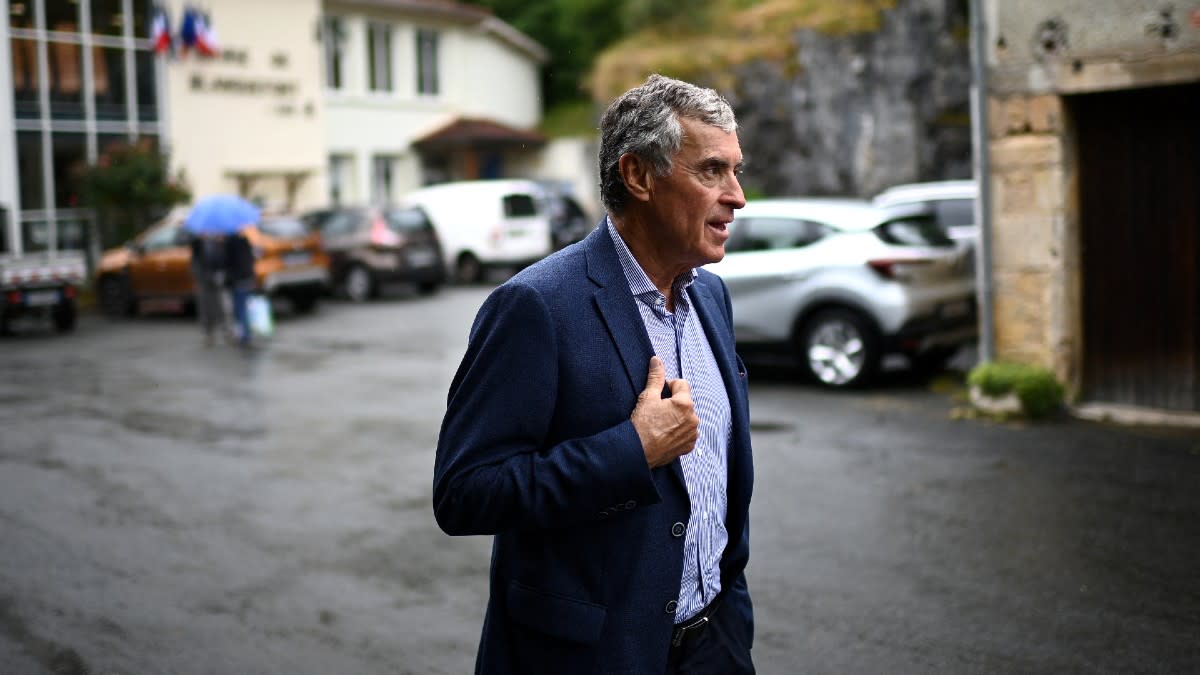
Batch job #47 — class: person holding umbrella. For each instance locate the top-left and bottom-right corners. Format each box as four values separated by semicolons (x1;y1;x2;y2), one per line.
184;195;260;346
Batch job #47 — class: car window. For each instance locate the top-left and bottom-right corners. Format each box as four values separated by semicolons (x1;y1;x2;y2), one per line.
562;197;586;220
729;217;827;251
258;217;308;239
502;194;538;218
934;199;974;228
321;210;364;235
144;225;183;252
385;207;432;233
874;215;955;248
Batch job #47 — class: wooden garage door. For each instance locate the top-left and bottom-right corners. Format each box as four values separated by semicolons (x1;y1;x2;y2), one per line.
1074;82;1200;412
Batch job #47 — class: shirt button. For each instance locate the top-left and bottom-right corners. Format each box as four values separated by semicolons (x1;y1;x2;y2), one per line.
624;500;637;510
664;600;678;614
671;522;685;537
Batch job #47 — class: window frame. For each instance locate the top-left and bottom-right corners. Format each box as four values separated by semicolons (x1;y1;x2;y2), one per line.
322;15;346;91
415;28;439;97
366;21;393;93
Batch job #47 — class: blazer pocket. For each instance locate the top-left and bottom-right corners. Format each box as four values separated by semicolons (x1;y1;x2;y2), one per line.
507;581;607;644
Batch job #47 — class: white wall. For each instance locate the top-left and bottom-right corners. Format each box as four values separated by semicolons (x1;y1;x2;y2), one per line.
163;0;328;210
322;7;544;204
448;30;542;129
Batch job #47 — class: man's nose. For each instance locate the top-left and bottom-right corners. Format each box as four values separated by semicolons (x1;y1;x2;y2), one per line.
723;177;747;209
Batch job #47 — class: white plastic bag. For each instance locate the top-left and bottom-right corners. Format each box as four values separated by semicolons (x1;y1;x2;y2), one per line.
246;294;273;338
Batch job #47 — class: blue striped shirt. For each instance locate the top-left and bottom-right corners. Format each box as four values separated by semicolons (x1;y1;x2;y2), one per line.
607;219;731;623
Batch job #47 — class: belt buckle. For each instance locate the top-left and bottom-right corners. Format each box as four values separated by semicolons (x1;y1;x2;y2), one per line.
670;614;709;647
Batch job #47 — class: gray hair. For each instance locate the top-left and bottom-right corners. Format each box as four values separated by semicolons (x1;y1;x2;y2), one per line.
598;74;737;214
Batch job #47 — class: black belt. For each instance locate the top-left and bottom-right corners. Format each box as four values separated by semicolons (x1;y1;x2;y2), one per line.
670;595;723;648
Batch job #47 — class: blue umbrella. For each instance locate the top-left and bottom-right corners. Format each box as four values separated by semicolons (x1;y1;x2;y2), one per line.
184;194;260;235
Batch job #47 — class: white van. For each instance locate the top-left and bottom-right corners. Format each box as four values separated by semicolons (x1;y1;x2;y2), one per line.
402;179;554;283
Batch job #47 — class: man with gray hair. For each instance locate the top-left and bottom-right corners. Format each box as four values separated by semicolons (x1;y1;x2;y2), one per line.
434;74;755;674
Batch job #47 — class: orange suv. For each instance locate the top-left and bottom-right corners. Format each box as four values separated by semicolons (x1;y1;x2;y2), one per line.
97;210;330;316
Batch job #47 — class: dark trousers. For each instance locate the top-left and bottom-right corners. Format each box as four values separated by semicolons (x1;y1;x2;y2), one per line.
230;285;251;344
665;598;755;675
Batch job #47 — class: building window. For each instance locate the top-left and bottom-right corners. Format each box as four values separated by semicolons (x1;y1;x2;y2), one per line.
329;155;352;206
11;37;41;119
322;16;345;90
416;29;439;96
367;22;392;92
17;132;47;212
372;156;394;205
93;46;128;120
51;133;88;208
47;38;86;120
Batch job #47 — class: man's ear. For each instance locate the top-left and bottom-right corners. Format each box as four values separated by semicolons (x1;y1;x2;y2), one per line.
618;153;653;203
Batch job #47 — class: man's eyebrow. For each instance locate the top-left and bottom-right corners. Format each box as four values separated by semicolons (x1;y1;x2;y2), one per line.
698;157;745;171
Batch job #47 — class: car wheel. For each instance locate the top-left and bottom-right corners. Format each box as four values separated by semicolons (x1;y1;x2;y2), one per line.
455;253;483;285
53;299;77;333
798;308;882;388
290;292;319;314
99;275;135;317
341;265;374;302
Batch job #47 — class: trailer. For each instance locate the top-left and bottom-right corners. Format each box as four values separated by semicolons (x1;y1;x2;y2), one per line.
0;251;86;334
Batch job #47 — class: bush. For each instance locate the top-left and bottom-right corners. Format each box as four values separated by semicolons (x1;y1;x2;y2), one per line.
968;361;1065;419
77;138;190;247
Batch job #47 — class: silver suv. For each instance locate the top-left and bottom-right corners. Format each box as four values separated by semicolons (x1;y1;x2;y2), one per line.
706;198;976;387
872;180;977;249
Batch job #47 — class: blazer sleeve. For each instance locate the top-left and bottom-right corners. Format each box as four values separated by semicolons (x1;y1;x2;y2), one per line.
433;281;660;536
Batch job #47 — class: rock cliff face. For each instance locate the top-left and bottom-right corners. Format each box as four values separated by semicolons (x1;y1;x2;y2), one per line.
727;0;972;198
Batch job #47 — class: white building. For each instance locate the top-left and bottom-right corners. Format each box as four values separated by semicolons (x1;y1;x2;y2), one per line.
2;0;570;260
320;0;549;206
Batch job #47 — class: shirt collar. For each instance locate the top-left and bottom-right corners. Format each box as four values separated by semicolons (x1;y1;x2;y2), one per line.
606;217;697;303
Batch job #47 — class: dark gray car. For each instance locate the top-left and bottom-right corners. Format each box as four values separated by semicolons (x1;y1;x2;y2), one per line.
301;206;446;302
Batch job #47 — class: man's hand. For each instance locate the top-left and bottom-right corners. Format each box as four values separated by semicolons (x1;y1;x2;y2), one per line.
631;356;699;469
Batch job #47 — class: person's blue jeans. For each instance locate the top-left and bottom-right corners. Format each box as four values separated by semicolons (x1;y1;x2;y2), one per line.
230;284;252;344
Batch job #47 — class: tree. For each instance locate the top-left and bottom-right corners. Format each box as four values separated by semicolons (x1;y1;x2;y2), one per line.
77;138;191;248
466;0;628;107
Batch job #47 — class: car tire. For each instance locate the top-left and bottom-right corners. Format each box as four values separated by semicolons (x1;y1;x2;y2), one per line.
290;292;319;314
455;253;483;285
53;299;77;333
797;308;882;388
341;265;375;303
98;275;135;317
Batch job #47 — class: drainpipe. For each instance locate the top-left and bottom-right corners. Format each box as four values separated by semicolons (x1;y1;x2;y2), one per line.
969;0;996;363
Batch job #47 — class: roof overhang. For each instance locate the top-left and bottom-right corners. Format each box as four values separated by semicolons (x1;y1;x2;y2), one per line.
412;117;547;152
327;0;549;64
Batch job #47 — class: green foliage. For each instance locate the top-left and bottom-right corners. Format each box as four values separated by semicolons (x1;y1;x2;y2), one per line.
968;361;1065;419
77;138;190;247
539;100;599;137
465;0;627;107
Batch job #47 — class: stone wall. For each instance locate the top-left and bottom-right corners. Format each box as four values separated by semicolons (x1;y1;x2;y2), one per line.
986;93;1081;388
727;0;973;198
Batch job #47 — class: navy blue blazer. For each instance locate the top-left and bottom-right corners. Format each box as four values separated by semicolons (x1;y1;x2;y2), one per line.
434;222;755;674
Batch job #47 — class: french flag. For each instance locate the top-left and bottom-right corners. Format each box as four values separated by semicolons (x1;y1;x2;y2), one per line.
193;9;219;57
179;6;219;58
150;4;171;55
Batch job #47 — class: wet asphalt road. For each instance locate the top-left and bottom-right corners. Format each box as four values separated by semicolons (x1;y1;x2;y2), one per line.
0;286;1198;675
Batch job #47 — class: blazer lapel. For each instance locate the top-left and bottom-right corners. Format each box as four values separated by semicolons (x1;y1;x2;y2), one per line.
586;223;654;398
585;224;686;489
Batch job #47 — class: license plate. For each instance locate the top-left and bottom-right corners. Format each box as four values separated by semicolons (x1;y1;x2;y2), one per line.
283;252;312;266
407;249;436;267
941;300;970;318
25;290;59;306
